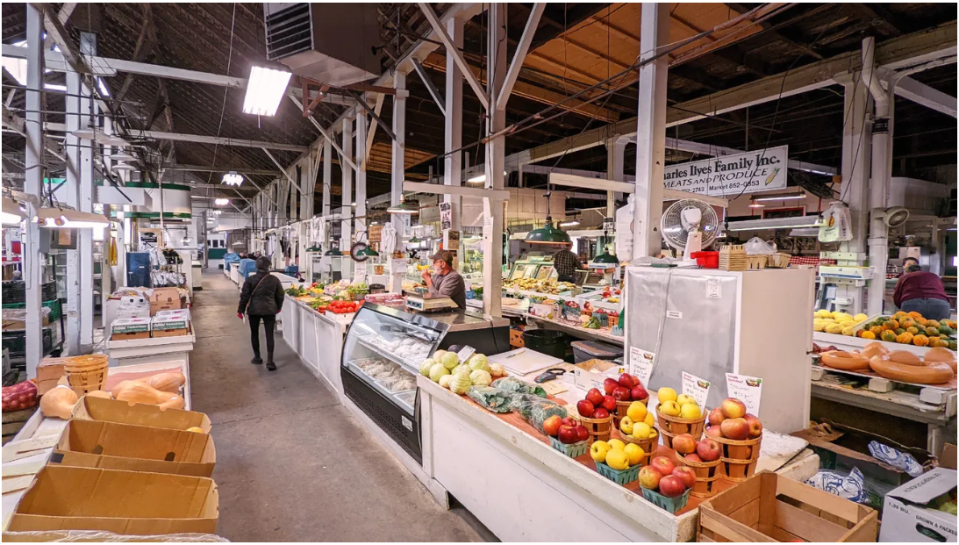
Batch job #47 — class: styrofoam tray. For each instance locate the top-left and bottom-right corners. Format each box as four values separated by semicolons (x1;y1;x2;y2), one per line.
488;347;563;376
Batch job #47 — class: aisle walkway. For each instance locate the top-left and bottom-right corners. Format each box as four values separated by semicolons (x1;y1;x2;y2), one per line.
190;271;488;542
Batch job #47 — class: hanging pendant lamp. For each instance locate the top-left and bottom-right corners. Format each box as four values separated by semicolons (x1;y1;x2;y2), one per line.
525;190;571;244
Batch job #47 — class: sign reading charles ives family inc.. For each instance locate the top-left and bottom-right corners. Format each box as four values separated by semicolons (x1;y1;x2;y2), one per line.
663;145;788;197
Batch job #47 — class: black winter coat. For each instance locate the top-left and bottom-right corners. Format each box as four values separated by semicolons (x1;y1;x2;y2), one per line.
238;272;285;316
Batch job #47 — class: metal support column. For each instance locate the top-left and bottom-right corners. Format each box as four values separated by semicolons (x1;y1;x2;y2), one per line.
65;69;82;355
322;138;332;218
391;72;407;240
78;32;96;350
24;4;44;376
341;114;353;256
355;110;367;240
632;4;670;258
863;37;893;316
606;136;627;217
444;16;464;249
482;4;507;318
837;71;872;312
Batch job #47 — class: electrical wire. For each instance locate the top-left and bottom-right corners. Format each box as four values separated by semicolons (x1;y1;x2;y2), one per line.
207;3;237;185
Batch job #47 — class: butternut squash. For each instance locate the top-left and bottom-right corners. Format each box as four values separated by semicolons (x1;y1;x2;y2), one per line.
141;372;185;393
159;394;185;411
113;380;186;409
86;390;113;400
40;386;79;419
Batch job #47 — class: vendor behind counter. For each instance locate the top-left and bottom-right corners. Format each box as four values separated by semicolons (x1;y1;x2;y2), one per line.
422;250;466;309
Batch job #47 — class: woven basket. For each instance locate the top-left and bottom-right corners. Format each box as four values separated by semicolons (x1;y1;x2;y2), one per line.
676;452;722;498
713;433;763;482
614;398;647;426
577;414;613;444
656;409;706;449
63;354;109;394
619;430;658;466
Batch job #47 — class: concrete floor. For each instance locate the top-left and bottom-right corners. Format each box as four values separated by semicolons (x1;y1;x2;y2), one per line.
191;271;491;542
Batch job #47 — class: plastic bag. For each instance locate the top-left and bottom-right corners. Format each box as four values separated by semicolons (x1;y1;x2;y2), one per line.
868;440;923;477
744;237;776;255
490;376;547;398
819;201;853;242
805;467;866;503
510;394;567;433
466;386;513;413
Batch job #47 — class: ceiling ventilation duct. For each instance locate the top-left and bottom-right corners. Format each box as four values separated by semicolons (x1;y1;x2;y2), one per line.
264;3;381;87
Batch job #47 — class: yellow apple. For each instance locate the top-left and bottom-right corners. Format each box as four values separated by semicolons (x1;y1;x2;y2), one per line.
605;448;629;470
657;387;677;404
626;401;648;422
676;394;697;407
607;438;626;451
624;443;645;466
644;412;656;427
649;428;658;438
680;403;702;419
590;441;610;463
620;416;635;435
631;422;652;439
659;400;681;417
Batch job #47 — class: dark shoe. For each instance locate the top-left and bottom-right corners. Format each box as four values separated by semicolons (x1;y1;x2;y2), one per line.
251;356;263;365
266;354;276;371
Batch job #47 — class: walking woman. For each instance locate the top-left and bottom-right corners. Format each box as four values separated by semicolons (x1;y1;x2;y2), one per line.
238;256;284;371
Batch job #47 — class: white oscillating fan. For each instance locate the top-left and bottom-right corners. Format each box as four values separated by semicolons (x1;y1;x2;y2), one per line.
660;199;720;262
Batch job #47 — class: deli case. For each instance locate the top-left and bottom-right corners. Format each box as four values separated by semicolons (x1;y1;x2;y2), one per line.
341;304;510;464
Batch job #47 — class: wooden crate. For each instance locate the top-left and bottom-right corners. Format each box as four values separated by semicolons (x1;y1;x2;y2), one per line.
697;471;879;542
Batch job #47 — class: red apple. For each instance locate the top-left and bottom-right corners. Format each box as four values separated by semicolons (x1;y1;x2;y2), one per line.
576;400;595;418
672;433;698;455
574;424;590;442
593;407;610;419
558;425;579;444
721;398;747;419
612;386;631;401
542;415;563;437
650;455;676;476
696;438;722;462
659;475;687;497
618;373;635;389
638;466;662;490
673;466;697;489
630;385;648;401
745;413;763;438
720;418;750;440
602;395;617;412
705;425;724;439
684;453;703;463
586;388;605;406
561;417;577;427
603;377;619;396
708;407;727;427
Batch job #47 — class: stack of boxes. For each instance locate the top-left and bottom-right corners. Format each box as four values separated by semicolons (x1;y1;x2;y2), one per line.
109;288;191;341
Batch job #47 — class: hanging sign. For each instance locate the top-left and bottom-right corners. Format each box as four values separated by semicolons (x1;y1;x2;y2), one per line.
629;346;655;385
439;202;453;231
662;145;788;197
369;224;383;243
726;373;763;416
681;372;711;409
447;230;460;251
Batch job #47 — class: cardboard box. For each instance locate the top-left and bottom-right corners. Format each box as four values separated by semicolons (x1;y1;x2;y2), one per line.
35;357;66;394
154;308;191;320
940;443;957;470
879;468;958;542
564;358;626;392
8;465;218;535
149;287;181;316
51;419;215;477
71;395;211;433
152;328;190;338
151;314;190;332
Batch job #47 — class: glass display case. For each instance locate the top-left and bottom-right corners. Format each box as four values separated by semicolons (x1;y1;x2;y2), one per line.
340;304;450;463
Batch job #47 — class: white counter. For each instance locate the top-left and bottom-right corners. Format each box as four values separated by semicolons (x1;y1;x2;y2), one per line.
106;324;196;369
281;296;351;395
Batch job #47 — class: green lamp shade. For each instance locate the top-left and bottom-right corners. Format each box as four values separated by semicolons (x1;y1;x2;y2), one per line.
324;249;342;256
356;247;379;257
525;219;571;244
588;251;619;268
387;202;419;215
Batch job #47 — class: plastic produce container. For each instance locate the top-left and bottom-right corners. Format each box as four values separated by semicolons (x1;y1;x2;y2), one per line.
523;329;568;360
571;340;624;363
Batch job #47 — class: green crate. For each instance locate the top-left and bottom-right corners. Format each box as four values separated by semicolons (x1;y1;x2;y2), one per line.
548;436;589;458
596;461;641;485
2;299;61;320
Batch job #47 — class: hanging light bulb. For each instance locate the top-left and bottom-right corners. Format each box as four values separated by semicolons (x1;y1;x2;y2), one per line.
222;171;243;186
214;198;230;206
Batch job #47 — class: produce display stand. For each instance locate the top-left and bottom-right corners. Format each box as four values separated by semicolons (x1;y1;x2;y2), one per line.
106;323;196;369
415;376;820;542
282;295;352;395
811;332;956;455
526;314;624;346
1;359;191;529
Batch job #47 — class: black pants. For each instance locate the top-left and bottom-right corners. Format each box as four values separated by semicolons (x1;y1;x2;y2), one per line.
248;314;276;357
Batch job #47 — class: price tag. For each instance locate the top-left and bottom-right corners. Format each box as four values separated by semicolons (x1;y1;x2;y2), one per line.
390;258;408;274
457;346;476;363
629;346;655;385
707;278;722;299
666;310;683;320
681;372;710;409
354;261;367;282
726;373;763;416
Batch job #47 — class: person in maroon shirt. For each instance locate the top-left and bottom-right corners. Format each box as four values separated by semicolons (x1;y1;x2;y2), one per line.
893;264;952;320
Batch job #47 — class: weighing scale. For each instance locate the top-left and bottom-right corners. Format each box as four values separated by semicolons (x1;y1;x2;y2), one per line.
405;293;457;312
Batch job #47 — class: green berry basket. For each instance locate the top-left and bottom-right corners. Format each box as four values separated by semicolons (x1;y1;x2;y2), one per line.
595;462;641;485
640;486;692;514
548;437;589;458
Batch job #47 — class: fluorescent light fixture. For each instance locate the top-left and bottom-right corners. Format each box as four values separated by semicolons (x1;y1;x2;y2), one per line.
2;41;28;85
559;220;580;227
214;198;230;206
748;200;765;209
44;83;67;92
726;215;820;232
2;196;24;225
466;171;507;185
242;65;292;116
788;228;821;237
752;192;806;202
387;201;419;215
97;77;110;97
222;171;243;186
33;207;109;229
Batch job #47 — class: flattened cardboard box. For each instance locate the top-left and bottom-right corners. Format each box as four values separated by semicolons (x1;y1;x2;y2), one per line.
72;395;212;433
8;465;218;535
51;419;215;477
879;468;957;542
